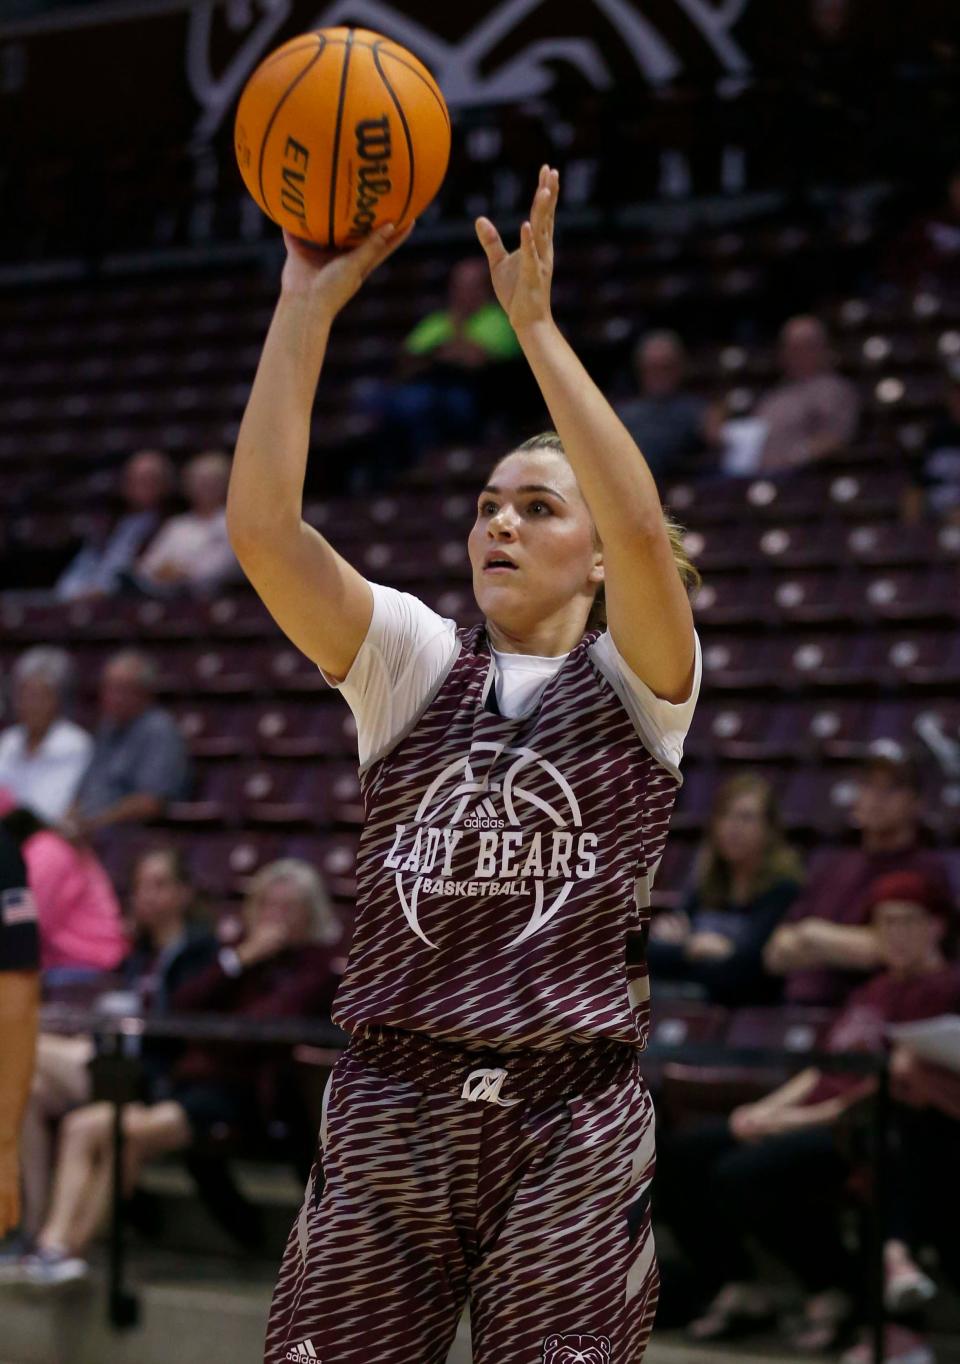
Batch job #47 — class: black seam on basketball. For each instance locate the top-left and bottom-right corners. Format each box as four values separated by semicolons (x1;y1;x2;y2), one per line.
373;43;414;229
377;48;450;130
255;35;322;77
257;36;326;228
328;28;354;248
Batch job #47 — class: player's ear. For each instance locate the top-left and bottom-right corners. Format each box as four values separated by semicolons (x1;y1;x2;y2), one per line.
589;550;605;586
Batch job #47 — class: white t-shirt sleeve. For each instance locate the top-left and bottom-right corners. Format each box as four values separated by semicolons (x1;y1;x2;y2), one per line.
324;583;459;767
590;630;702;780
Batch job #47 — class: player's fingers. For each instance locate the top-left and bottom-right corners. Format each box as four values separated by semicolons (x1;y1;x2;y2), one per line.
282;229;336;267
531;187;553;256
475;216;509;270
519;220;541;278
358;221;415;278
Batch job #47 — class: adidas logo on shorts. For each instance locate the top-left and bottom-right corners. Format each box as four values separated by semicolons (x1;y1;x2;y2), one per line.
285;1342;319;1360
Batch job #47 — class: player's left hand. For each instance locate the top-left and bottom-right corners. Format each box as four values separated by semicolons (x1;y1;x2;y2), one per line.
475;164;558;334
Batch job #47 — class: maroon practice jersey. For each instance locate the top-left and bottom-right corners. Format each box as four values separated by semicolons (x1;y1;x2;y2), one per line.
330;625;686;1051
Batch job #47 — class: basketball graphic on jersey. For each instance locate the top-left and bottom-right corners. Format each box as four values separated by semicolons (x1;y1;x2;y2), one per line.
381;740;600;949
542;1333;612;1363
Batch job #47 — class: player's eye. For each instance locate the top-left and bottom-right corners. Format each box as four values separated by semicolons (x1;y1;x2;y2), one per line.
478;500;499;516
527;500;551;515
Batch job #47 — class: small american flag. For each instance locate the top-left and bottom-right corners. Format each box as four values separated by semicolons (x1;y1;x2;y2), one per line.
2;887;37;926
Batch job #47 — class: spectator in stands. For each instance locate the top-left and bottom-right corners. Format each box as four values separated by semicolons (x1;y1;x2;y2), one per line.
755;315;860;473
131;450;239;597
15;846;216;1241
902;360;960;526
657;871;959;1360
2;859;340;1286
0;807;126;982
0;824;39;1241
763;752;952;1005
64;649;189;844
367;258;522;476
0;648;92;822
648;774;802;1004
54;449;175;602
615;331;718;482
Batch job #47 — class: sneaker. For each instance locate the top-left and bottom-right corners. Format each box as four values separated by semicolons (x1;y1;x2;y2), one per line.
18;1247;90;1288
841;1324;935;1364
886;1261;938;1314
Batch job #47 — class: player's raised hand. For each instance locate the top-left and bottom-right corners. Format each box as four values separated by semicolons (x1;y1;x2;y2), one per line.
476;164;558;334
281;222;415;316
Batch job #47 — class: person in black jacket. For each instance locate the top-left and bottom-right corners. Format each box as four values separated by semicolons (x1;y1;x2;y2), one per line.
648;773;802;1005
9;846;215;1256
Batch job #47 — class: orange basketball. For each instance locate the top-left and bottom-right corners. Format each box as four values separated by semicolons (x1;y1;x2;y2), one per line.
234;26;450;249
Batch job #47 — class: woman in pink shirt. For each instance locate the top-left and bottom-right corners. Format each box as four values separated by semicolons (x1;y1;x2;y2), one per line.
0;809;127;979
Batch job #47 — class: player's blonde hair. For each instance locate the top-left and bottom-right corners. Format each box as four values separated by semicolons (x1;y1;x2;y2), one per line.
510;431;702;631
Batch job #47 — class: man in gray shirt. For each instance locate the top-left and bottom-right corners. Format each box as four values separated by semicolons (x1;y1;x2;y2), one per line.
615;331;716;482
65;651;189;842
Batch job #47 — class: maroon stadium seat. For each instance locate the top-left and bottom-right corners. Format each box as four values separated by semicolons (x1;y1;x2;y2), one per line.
779;766;861;835
187;832;284;895
725;1005;837;1052
166;764;242;826
253;701;357;758
173;702;255;758
861;630;960;687
240;764;332;826
764;569;854;626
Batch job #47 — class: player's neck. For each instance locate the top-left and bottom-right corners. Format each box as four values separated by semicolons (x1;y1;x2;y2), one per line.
485;610;589;658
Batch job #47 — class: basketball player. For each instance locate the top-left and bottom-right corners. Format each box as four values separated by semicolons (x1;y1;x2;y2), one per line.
228;166;702;1364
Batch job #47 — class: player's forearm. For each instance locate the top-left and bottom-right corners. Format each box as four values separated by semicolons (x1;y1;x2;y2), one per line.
228;293;334;548
0;974;40;1151
515;318;667;540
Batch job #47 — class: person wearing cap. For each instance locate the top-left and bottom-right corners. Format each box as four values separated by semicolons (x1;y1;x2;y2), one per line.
656;869;959;1361
763;753;953;1006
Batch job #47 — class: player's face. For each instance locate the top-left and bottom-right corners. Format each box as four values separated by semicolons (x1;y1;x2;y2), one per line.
468;450;602;636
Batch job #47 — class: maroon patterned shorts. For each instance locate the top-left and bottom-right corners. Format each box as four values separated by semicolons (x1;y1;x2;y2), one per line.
264;1025;659;1363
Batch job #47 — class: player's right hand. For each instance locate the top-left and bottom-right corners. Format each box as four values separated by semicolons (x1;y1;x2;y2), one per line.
280;222;415;316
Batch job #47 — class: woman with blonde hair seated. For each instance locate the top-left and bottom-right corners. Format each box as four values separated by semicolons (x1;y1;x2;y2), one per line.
0;858;342;1287
648;772;803;1005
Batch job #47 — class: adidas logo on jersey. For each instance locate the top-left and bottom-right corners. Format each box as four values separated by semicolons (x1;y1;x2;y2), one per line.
461;796;503;829
285;1341;319;1360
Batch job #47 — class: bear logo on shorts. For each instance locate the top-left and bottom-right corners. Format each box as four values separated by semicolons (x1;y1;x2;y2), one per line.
542;1333;612;1363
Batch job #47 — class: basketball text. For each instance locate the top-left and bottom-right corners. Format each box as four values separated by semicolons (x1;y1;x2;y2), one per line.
349;115;392;240
280;135;309;228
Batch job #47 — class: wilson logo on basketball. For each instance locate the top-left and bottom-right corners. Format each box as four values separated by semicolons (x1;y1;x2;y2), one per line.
349;115;392;240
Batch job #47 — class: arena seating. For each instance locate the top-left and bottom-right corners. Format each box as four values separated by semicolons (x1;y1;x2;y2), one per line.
2;199;960;941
